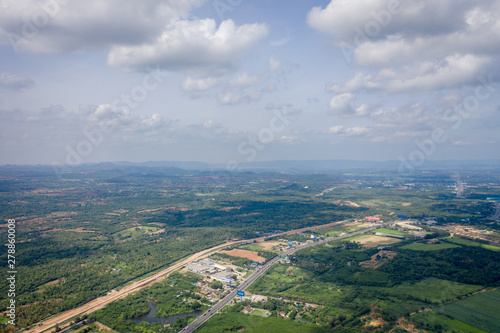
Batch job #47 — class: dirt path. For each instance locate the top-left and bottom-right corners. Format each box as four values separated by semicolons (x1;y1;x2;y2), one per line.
23;220;347;333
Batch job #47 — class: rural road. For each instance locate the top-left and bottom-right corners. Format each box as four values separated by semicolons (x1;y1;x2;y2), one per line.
182;227;376;333
23;220;350;333
489;202;500;220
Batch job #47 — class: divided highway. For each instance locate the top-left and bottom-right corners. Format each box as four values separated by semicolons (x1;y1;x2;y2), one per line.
182;227;376;332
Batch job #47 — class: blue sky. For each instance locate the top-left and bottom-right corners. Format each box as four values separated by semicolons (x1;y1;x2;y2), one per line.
1;0;499;166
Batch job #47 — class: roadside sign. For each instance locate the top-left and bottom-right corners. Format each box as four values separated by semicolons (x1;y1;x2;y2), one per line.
237;291;245;297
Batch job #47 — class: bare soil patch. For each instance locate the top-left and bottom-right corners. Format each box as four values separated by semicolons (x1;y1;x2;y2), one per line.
254;241;286;250
67;228;95;233
220;249;266;262
44;278;66;287
95;321;116;332
219;206;242;212
353;235;402;248
360;250;397;269
137;207;166;213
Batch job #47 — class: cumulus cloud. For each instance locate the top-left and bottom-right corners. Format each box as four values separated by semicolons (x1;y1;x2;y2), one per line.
0;0;205;53
0;1;269;79
328;93;355;116
331;54;491;93
307;0;487;44
107;19;269;71
328;125;370;137
314;0;500;142
86;104;172;134
0;72;34;90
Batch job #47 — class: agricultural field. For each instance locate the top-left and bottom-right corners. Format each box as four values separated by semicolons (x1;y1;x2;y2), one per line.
1;164;500;332
412;290;500;332
401;242;460;251
436;290;500;332
197;313;329;333
373;228;407;236
412;311;488;333
445;236;500;251
370;278;483;304
349;235;403;247
220;249;267;262
239;244;266;252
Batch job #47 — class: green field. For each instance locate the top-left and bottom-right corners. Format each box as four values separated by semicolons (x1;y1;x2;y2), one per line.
445;237;500;251
374;228;407;236
250;309;270;317
401;242;460;251
370;278;482;303
140;226;159;231
198;313;329;333
435;290;500;332
240;244;266;252
412;311;488;333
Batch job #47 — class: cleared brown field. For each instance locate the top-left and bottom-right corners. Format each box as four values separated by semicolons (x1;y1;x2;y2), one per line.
220;249;266;262
254;241;286;250
354;235;402;248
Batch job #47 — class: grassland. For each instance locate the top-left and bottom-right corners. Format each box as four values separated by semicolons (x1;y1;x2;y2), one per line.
249;309;270;317
370;278;482;303
239;244;266;252
197;313;329;333
351;235;402;247
436;290;500;332
401;243;460;251
373;228;407;236
412;311;488;333
445;236;500;251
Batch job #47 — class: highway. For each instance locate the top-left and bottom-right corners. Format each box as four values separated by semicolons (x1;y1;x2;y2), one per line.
182;227;376;332
23;220;350;333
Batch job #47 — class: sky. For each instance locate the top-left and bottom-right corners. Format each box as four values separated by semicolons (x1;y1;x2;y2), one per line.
0;0;499;167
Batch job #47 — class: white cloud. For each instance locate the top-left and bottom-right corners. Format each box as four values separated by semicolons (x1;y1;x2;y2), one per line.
0;72;34;90
229;72;262;88
328;125;370;137
216;88;263;105
87;104;172;134
332;54;491;94
0;0;206;53
107;19;269;71
328;93;355;116
307;0;486;44
269;56;280;72
328;125;344;134
181;76;221;92
343;126;370;136
312;0;500;69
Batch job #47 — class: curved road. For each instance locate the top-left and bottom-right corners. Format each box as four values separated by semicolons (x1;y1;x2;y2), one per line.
182;227;376;333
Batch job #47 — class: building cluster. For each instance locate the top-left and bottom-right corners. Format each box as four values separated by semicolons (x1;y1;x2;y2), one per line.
185;259;235;284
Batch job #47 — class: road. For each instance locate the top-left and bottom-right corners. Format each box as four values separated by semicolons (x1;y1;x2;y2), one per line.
489;202;500;220
182;227;376;333
23;220;350;333
22;240;244;333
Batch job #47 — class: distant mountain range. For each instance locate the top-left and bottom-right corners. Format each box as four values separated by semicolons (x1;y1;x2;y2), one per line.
113;159;500;172
1;159;499;175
